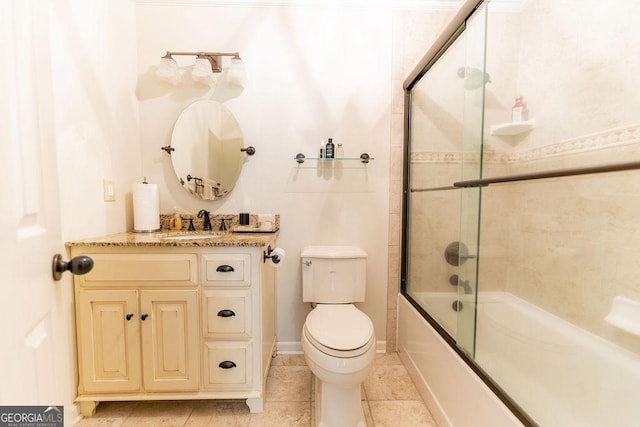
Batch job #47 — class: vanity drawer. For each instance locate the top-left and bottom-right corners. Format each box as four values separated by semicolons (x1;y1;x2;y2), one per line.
202;289;252;338
81;253;198;286
202;254;251;286
202;342;252;389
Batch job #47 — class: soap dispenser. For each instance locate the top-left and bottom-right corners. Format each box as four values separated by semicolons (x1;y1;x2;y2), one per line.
169;207;183;231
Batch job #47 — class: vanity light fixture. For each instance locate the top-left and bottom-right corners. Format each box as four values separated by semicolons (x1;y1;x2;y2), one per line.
156;53;181;85
156;51;247;87
226;57;248;87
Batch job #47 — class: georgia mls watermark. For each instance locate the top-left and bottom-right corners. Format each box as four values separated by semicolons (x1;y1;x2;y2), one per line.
0;406;63;427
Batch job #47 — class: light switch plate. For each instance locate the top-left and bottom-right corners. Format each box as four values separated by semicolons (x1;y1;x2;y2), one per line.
103;180;116;202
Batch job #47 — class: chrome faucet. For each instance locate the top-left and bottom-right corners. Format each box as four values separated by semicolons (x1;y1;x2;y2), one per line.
197;209;212;231
449;274;473;294
459;279;473;295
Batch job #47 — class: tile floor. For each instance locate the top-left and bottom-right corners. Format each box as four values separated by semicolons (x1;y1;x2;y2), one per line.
77;353;437;426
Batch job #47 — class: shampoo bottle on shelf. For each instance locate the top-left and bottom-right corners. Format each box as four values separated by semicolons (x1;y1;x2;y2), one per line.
325;138;335;158
319;140;325;158
512;96;528;122
336;143;344;158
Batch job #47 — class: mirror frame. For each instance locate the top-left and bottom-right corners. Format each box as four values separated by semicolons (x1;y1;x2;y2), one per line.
164;100;250;200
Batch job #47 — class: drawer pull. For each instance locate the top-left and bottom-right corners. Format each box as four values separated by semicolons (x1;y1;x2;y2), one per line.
217;309;236;317
216;264;235;273
126;313;134;321
141;314;149;321
218;360;237;369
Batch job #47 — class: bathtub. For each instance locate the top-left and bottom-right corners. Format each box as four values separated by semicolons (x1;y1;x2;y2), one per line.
398;292;640;427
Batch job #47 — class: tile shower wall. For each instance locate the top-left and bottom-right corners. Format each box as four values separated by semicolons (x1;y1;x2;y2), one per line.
388;8;458;351
482;0;640;355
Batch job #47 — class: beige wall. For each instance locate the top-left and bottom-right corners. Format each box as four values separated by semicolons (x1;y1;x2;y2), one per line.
134;1;461;349
47;0;462;359
20;0;466;415
47;0;140;419
53;0;141;242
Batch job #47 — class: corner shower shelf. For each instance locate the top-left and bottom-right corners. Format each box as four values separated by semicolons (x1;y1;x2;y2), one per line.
490;119;536;136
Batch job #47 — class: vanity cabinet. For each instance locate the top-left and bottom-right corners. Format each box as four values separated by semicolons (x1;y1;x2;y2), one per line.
68;236;277;416
77;288;199;393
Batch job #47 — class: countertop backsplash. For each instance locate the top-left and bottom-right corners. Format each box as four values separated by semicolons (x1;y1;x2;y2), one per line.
159;213;279;233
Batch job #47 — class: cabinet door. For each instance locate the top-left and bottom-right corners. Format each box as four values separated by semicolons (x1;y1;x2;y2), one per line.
77;290;141;393
140;290;199;391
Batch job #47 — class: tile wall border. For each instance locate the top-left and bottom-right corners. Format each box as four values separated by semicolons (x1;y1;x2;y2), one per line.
410;123;640;164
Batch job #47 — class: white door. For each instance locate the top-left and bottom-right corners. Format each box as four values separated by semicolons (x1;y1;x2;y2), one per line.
0;1;67;405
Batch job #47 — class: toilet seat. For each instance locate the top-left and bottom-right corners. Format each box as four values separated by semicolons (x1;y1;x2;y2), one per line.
304;304;374;358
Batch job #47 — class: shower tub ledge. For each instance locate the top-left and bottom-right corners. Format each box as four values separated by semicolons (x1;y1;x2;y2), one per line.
398;292;640;427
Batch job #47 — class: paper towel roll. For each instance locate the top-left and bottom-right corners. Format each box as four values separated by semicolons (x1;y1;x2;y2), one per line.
268;247;286;267
133;182;160;232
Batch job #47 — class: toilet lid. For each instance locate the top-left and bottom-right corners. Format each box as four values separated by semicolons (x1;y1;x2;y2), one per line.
305;304;373;351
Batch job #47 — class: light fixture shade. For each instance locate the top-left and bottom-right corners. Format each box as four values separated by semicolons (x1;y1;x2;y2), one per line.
156;57;181;85
192;57;215;86
227;58;248;87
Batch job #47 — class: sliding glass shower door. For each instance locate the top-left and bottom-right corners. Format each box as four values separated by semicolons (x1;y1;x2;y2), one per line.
403;0;640;424
404;3;487;356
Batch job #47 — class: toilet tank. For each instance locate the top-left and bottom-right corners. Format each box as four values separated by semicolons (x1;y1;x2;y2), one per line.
301;245;368;303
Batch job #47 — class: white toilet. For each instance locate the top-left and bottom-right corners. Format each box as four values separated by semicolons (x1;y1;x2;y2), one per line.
300;245;376;427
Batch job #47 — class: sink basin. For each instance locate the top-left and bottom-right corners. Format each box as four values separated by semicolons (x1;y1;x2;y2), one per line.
160;233;221;241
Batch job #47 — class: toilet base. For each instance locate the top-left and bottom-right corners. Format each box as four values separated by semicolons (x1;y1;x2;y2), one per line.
314;376;366;427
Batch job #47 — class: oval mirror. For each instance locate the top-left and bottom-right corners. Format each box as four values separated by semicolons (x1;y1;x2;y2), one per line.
170;100;244;200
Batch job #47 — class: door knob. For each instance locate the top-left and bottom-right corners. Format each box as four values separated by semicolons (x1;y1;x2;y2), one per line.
52;254;94;281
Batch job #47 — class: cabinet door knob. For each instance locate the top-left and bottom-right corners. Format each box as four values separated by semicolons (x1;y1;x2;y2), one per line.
217;309;236;318
141;314;149;321
126;313;134;321
216;264;234;273
218;361;237;369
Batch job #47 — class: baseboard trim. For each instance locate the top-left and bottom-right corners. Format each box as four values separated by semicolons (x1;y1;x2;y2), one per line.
276;341;303;354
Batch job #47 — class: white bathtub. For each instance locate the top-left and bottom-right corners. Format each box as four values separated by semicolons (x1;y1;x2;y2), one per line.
399;292;640;426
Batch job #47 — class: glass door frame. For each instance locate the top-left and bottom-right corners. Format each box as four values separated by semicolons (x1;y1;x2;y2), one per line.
399;1;535;425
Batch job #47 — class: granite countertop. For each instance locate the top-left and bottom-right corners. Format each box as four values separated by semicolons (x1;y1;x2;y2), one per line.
65;230;278;248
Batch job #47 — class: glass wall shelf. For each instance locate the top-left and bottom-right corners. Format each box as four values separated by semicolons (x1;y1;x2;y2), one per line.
294;153;373;163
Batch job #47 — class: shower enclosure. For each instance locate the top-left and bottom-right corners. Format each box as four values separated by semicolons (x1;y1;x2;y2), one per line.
400;0;640;425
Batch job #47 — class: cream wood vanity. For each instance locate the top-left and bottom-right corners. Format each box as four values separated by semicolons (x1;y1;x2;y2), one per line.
66;231;277;416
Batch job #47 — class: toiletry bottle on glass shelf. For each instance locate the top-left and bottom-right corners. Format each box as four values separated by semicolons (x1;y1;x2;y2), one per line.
336;143;344;158
512;96;528;122
319;140;325;159
325;138;335;159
